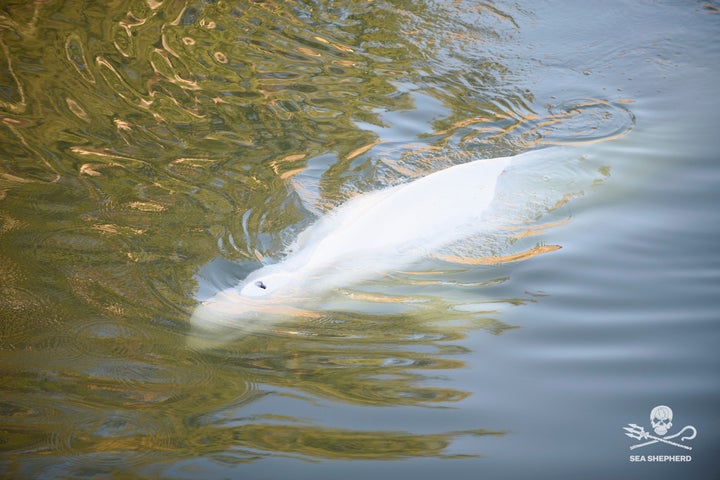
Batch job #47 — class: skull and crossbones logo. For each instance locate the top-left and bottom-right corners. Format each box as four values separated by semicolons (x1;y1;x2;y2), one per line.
623;405;697;450
650;405;673;435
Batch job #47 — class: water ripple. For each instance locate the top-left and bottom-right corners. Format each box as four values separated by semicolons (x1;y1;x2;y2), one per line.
0;285;57;348
69;319;153;359
0;39;26;113
64;33;95;84
0;398;61;453
0;254;60;350
534;98;636;145
47;409;177;471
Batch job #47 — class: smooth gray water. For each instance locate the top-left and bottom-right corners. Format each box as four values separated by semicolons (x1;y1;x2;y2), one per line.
1;1;719;479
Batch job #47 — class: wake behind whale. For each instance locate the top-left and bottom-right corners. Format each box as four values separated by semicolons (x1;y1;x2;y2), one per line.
190;147;597;342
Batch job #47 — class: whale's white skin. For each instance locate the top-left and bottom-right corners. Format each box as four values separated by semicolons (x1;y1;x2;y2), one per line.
190;148;570;337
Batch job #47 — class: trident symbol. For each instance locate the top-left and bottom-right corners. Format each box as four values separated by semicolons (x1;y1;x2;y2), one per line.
623;424;697;450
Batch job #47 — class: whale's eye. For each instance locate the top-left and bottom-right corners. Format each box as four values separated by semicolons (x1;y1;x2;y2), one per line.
255;280;267;290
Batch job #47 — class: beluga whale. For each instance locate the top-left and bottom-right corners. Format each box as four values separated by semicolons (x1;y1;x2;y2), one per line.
190;147;589;341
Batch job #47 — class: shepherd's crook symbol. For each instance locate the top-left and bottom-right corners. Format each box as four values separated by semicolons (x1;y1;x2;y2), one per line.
623;424;697;450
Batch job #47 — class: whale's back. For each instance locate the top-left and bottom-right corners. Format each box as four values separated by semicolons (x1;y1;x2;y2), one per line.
324;157;508;247
290;155;512;280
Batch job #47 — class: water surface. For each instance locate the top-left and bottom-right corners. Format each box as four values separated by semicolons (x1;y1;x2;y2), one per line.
1;1;719;479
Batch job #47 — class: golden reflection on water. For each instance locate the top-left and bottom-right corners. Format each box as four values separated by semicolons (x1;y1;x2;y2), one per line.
0;0;635;474
193;423;504;461
435;243;562;266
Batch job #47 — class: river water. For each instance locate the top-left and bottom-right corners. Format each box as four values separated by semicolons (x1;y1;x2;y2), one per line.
1;1;719;479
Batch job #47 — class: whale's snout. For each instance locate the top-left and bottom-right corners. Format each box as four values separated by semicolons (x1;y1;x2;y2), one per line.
189;289;265;338
188;285;319;347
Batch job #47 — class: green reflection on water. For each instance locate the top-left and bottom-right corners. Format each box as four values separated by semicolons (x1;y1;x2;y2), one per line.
192;423;503;461
0;0;622;473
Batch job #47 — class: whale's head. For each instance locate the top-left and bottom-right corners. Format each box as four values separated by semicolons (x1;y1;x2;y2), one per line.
188;267;310;346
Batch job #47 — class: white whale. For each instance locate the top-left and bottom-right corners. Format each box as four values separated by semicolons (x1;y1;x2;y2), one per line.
190;147;583;339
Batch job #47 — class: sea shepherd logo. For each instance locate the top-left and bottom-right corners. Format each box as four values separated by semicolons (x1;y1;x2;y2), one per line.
624;405;697;462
